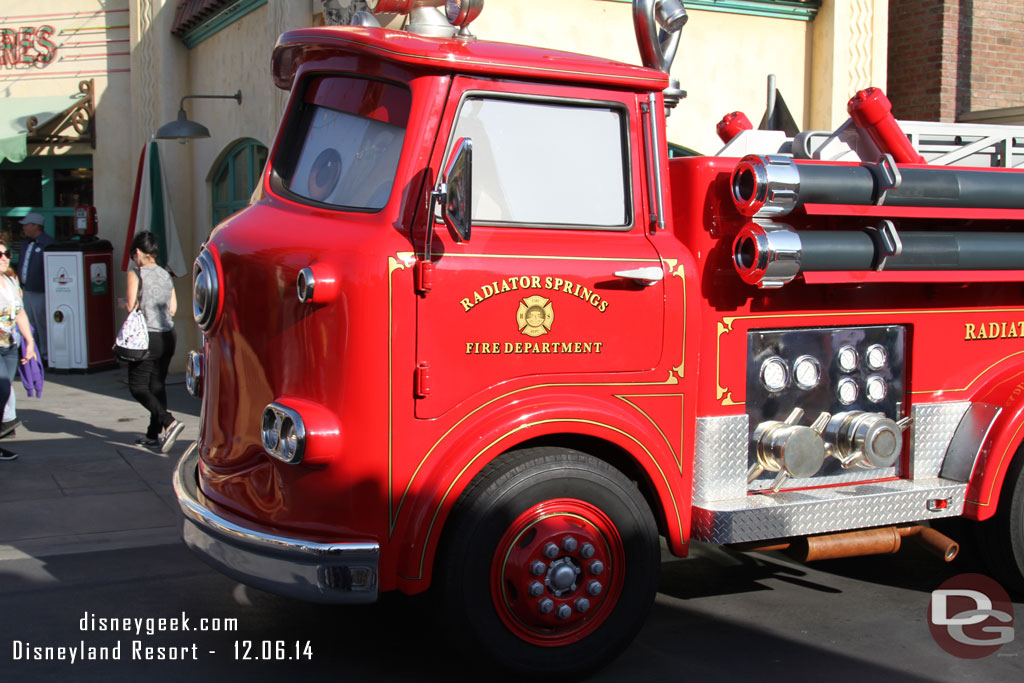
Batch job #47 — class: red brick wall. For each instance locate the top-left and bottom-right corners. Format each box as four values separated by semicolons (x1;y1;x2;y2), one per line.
967;1;1024;112
886;0;1024;121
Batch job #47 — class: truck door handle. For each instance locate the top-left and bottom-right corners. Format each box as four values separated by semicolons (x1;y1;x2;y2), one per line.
613;266;664;286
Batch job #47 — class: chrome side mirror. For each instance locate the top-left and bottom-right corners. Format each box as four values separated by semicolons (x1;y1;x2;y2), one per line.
435;137;472;243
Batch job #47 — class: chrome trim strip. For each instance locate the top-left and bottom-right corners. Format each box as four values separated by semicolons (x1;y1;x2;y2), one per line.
173;446;379;604
647;92;665;230
941;402;1002;482
640;101;658;230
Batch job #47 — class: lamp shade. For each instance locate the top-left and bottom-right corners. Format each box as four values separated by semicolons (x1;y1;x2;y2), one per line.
155;108;210;140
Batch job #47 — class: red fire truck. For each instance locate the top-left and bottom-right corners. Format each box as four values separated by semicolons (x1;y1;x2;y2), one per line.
173;0;1024;675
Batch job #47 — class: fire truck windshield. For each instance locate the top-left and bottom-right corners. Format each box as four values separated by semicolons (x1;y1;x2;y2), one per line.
281;75;410;211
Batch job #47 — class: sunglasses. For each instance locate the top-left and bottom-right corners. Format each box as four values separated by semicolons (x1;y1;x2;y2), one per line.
0;250;11;259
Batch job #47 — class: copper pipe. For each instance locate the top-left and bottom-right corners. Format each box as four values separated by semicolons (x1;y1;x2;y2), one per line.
796;527;903;561
897;525;959;562
729;524;959;563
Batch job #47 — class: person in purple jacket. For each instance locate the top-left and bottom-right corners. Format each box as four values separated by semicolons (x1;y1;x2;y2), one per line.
0;238;38;460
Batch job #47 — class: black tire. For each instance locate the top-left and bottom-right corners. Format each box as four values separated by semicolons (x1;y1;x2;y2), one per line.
434;447;660;678
976;453;1024;596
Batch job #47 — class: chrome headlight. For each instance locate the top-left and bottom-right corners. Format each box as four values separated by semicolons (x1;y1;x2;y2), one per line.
192;249;219;332
261;403;306;464
185;351;204;398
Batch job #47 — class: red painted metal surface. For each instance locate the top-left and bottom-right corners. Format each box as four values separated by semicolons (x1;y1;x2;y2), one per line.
195;27;1024;603
802;202;1024;221
272;26;669;92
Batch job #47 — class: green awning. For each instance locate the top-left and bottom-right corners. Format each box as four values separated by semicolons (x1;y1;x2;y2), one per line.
0;95;78;164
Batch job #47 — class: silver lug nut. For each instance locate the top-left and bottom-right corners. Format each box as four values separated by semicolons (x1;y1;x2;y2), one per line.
587;580;603;596
530;561;546;576
575;597;591;613
538;598;554;614
589;560;605;576
556;604;572;620
580;542;595;559
528;581;544;597
562;536;578;553
543;542;559;559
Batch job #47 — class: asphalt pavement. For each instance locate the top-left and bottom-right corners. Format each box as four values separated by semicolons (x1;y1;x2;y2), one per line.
1;370;1022;682
0;366;198;562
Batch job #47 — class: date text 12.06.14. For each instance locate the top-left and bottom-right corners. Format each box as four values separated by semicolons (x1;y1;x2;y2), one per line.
233;640;313;661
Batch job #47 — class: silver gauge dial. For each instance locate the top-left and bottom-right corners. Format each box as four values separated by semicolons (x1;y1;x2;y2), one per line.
837;377;859;405
760;357;789;392
866;375;887;402
793;356;821;390
866;344;888;370
837;345;858;373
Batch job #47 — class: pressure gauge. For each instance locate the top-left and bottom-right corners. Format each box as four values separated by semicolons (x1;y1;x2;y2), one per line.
866;344;888;370
837;345;858;373
793;355;821;390
760;357;789;392
837;377;859;405
866;375;888;403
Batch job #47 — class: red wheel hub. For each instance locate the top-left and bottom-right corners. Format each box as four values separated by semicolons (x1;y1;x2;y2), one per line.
490;498;625;646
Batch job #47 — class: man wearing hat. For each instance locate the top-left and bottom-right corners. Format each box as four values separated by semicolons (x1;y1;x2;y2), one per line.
19;212;53;362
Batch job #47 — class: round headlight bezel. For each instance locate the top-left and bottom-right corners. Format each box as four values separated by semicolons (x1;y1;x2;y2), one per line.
192;249;220;332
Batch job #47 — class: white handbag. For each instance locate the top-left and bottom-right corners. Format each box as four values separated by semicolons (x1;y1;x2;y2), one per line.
114;276;149;362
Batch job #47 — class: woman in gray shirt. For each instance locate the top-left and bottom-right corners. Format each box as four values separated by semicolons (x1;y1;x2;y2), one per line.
125;231;184;452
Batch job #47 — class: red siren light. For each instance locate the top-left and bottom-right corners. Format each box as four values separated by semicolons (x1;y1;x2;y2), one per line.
848;87;926;165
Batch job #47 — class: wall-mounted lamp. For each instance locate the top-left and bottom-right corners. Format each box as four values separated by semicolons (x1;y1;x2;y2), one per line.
155;90;243;141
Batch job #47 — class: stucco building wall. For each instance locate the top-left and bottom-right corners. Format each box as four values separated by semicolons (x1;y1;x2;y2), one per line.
3;0;891;369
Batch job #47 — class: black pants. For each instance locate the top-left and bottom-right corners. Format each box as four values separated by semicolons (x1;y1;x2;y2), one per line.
128;329;176;439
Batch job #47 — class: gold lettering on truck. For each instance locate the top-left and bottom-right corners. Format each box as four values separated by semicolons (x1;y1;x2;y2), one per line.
965;321;1024;340
464;341;604;355
460;275;610;313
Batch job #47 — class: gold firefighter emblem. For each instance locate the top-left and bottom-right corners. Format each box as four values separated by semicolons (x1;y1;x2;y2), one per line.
517;295;554;337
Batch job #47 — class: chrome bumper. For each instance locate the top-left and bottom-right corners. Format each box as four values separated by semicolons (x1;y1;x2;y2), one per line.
173;445;379;604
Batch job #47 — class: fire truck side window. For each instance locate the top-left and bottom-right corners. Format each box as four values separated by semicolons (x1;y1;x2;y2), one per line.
278;76;410;211
450;96;630;228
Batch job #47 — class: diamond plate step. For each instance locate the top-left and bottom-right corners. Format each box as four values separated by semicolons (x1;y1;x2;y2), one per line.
691;478;967;544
